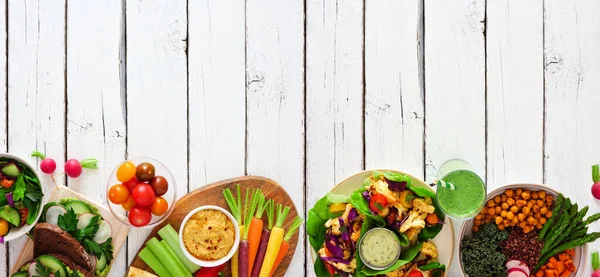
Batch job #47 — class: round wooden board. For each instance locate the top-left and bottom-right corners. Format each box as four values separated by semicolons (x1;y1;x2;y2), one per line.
129;176;299;277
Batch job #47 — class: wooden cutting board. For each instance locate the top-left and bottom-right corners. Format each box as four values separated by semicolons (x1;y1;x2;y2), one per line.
130;176;299;277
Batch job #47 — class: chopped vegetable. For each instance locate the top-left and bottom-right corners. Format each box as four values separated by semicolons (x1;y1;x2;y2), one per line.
160;239;189;277
64;158;98;178
2;163;20;177
224;185;243;277
157;224;200;273
269;216;303;277
251;200;274;277
592;165;600;199
139;246;173;277
534;249;576;277
195;264;226;277
248;192;266;274
461;223;508;277
146;237;191;277
239;188;260;277
592;251;600;277
5;192;13;207
258;203;290;277
31;151;56;174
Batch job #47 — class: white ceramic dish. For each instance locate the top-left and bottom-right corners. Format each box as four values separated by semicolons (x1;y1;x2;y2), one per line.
0;153;46;242
458;184;587;277
311;169;455;274
179;205;240;267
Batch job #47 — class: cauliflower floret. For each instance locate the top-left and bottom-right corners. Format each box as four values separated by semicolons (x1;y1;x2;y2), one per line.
325;218;341;235
351;218;364;242
393;202;408;214
405;227;421;245
398;190;414;209
384;263;412;277
331;258;357;273
416;241;439;262
400;210;426;233
341;203;353;222
368;180;397;204
412;198;435;215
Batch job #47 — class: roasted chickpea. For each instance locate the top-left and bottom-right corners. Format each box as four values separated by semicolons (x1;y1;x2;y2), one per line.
517;213;526;221
526;216;536;225
501;195;507;202
546;195;554;202
494;195;501;204
475;214;483;220
522;206;531;215
472;226;480;232
501;203;509;210
503;219;510;226
506;198;515;206
532;205;540;213
516;188;523;195
539;217;547;224
506;211;515;220
537;200;545;207
519;221;527;228
495;206;502;214
495;216;503;224
546;211;553;218
538;191;547;199
487;200;496;207
540;207;548;215
532;191;539;199
488;208;495;216
522;191;531;200
500;210;507;218
498;224;505;231
536;224;543;229
511;217;519;225
505;189;514;198
510;205;519;214
527;202;534;208
535;212;542;219
516;200;526;208
523;226;531;234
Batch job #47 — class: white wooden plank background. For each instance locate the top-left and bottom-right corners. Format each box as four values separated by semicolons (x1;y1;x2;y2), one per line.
1;0;600;276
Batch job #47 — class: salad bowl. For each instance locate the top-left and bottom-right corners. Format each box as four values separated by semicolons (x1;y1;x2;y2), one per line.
459;184;588;277
309;169;455;276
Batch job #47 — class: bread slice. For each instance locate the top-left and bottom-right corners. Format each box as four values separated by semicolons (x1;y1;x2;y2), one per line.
33;223;97;272
127;267;159;277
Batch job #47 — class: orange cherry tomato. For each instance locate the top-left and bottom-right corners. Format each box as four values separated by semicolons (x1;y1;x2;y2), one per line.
0;220;8;236
121;196;136;211
109;184;130;204
150;197;169;216
116;161;136;182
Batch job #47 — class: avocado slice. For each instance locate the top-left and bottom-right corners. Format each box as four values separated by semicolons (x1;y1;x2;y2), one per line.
0;205;20;227
37;255;68;277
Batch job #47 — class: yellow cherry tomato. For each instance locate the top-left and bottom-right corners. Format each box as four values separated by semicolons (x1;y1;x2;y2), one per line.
116;161;136;182
0;219;9;236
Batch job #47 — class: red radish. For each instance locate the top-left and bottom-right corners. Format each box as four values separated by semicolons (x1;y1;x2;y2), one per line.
31;151;56;174
592;165;600;199
65;158;98;178
505;260;530;276
507;267;528;277
592;252;600;277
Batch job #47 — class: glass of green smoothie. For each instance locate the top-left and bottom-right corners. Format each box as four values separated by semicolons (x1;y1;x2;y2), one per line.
435;159;486;220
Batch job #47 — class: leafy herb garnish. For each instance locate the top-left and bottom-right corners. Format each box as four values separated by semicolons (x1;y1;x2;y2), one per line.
83;237;113;264
73;215;100;241
35;261;52;277
57;208;79;234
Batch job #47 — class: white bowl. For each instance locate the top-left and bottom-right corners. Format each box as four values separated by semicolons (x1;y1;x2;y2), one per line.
458;184;587;277
179;205;240;267
0;153;46;242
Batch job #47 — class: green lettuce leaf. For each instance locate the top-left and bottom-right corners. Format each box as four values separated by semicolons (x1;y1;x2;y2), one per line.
419;198;445;241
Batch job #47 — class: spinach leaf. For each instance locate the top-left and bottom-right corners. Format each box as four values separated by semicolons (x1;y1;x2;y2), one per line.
12;175;26;201
382;172;412;184
407;183;436;198
419;198;445;241
361;243;423;276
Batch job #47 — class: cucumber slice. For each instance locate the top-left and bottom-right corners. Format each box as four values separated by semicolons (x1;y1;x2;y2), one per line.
77;213;95;230
11;270;28;277
37;255;67;277
63;200;93;215
93;220;112;244
45;205;67;226
96;252;107;271
0;205;20;227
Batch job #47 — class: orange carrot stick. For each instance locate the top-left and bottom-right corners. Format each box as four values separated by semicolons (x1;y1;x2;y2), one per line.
248;193;267;273
269;216;303;277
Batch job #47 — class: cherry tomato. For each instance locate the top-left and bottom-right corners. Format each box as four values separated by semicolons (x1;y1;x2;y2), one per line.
0;219;8;236
324;263;336;276
195;263;225;277
407;271;423;277
19;208;28;226
150;197;169;216
117;161;136;182
369;193;389;213
128;206;152;227
109;184;130;204
123;176;139;192
149;176;169;196
131;184;156;207
121;196;136;211
136;162;156;182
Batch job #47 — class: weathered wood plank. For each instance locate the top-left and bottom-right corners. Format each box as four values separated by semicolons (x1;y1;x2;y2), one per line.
125;0;188;265
424;0;485;275
0;0;7;275
544;0;600;271
486;0;544;187
364;0;424;176
6;0;66;271
188;0;246;190
66;0;127;276
245;0;305;274
305;0;364;275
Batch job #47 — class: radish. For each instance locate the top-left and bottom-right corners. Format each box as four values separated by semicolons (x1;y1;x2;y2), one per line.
93;220;112;244
45;205;67;226
592;165;600;200
77;213;95;229
64;158;98;178
29;262;38;276
31;151;56;174
592;252;600;277
507;267;528;277
506;260;530;276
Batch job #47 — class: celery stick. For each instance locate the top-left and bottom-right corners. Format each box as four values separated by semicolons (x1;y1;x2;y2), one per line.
139;247;173;277
147;237;192;277
158;224;201;272
160;239;190;276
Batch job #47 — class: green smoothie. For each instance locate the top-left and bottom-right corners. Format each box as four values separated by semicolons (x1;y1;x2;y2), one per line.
436;169;486;219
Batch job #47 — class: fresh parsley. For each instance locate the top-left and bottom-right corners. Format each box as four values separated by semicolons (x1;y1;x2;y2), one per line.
35;261;52;277
57;208;79;234
83;237;113;264
73;215;100;241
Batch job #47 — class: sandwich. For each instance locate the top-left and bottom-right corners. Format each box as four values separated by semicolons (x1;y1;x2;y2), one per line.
12;198;114;277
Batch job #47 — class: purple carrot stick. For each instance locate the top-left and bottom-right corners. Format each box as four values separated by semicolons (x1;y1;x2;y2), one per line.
251;228;271;277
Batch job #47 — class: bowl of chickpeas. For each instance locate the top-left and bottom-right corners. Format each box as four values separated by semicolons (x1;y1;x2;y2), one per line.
458;184;588;277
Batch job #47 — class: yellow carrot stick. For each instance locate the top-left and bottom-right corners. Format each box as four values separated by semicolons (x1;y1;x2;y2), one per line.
258;204;290;277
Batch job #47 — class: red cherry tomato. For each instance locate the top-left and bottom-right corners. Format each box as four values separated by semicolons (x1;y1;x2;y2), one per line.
195;263;225;277
324;263;336;276
131;184;156;207
108;184;130;204
407;271;423;277
123;176;139;192
150;197;169;216
369;193;389;213
121;196;136;211
128;206;152;227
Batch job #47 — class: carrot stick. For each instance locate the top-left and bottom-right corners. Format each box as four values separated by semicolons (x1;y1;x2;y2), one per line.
269;216;303;277
224;185;243;277
258;204;291;277
239;188;260;277
248;193;267;273
251;200;274;277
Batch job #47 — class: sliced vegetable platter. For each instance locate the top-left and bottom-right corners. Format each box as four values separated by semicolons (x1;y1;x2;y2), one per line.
308;170;455;277
459;184;593;277
129;176;300;277
9;185;131;274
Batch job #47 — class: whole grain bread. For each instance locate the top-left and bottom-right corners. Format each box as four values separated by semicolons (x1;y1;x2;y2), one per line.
33;223;97;272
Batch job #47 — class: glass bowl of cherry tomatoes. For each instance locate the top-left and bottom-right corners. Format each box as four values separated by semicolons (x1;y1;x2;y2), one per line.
106;157;176;228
